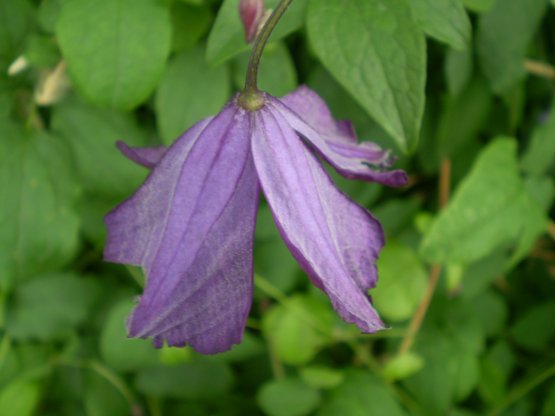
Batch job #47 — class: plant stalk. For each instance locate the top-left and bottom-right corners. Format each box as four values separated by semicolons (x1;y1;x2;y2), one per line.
243;0;294;93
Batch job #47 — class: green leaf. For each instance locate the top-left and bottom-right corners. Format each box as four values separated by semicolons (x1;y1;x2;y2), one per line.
37;0;63;34
320;371;408;416
421;138;547;265
262;294;333;365
440;298;486;355
0;0;34;69
437;77;492;157
0;343;19;389
56;0;171;109
507;176;555;266
372;243;428;322
99;299;159;372
300;366;344;389
23;35;60;68
170;3;212;52
52;97;149;197
158;345;194;366
372;198;422;237
233;42;297;96
404;328;480;415
307;0;426;152
450;410;481;416
510;301;555;351
521;107;555;177
0;126;80;287
477;0;547;93
75;195;117;248
84;371;128;416
6;273;99;341
307;66;391;149
410;0;471;50
206;0;307;65
542;382;555;416
478;342;515;406
257;378;321;416
524;176;555;213
135;361;233;398
445;47;473;98
383;352;424;381
463;0;495;13
0;380;40;416
459;248;508;298
207;332;264;363
471;291;507;337
254;206;300;295
155;46;230;144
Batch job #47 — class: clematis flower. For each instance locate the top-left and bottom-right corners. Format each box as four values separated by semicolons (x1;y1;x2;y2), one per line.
104;85;407;354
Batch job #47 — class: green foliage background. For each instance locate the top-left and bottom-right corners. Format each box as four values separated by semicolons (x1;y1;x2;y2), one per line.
1;0;554;415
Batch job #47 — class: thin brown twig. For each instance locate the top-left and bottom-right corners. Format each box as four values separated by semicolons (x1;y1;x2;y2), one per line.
530;250;555;261
524;59;555;80
397;265;442;355
547;221;555;241
397;158;451;356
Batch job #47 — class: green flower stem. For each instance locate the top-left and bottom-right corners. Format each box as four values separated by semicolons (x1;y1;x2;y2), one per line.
57;358;142;416
238;0;294;110
255;275;286;379
244;0;294;92
489;360;555;416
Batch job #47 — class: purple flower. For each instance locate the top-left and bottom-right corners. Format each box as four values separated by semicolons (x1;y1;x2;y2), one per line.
104;85;407;354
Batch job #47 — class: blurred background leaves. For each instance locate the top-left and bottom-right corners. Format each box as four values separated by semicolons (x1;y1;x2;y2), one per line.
0;0;554;415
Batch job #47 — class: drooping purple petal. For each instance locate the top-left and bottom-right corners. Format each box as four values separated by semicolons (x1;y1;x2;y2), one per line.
104;116;212;266
280;85;357;143
116;141;168;169
105;104;259;353
251;105;385;332
273;87;408;187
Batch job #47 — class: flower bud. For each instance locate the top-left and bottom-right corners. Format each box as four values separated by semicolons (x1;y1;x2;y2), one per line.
239;0;264;43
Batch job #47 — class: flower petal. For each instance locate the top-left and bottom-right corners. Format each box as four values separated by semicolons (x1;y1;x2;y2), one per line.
251;106;385;332
273;87;407;187
105;104;259;353
280;85;357;143
116;141;168;168
104;116;212;267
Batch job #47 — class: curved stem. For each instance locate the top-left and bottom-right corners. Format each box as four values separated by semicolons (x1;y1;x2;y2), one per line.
397;158;451;356
56;358;143;416
243;0;294;93
488;360;555;416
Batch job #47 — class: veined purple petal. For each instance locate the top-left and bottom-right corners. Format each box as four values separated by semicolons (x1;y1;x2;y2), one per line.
116;141;168;169
104;115;212;267
273;87;407;187
280;85;357;144
105;104;259;353
251;106;385;333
